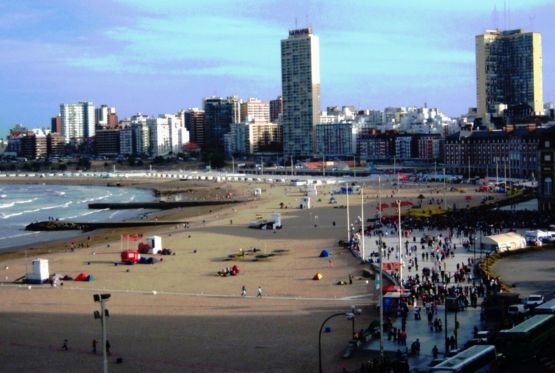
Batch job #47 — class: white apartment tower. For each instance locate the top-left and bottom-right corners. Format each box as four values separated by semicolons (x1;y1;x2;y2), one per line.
281;27;320;158
60;102;95;144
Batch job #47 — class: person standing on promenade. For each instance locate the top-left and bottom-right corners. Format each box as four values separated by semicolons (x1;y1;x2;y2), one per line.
241;285;247;297
62;339;68;351
92;339;97;354
256;286;263;298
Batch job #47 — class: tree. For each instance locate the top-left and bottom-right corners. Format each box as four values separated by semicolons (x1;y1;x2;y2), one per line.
76;157;91;170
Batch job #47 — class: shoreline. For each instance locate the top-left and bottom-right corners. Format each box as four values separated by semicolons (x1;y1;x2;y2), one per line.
0;177;246;262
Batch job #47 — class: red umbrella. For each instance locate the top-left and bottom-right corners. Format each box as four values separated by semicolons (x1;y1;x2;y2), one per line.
376;202;389;210
400;201;413;207
465;195;472;201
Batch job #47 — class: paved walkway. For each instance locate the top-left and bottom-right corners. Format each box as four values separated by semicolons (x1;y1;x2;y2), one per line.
360;227;487;372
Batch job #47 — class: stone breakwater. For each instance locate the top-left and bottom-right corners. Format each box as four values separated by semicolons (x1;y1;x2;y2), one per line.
88;199;247;210
25;220;185;232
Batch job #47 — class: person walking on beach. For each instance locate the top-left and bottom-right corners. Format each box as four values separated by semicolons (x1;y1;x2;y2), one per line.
241;285;247;297
62;339;68;351
256;286;263;298
106;340;111;356
92;339;97;354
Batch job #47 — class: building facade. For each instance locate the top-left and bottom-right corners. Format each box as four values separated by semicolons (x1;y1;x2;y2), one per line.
95;129;121;156
281;27;320;158
270;96;283;122
184;108;205;147
476;29;543;123
315;122;358;157
240;98;270;123
225;121;282;156
444;127;543;178
60;102;96;144
203;96;240;152
538;127;555;212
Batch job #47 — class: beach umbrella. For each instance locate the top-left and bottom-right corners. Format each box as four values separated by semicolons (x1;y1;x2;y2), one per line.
400;201;413;207
465;195;472;201
376;202;389;210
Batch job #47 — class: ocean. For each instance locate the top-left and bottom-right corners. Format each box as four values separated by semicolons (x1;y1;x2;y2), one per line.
0;183;155;251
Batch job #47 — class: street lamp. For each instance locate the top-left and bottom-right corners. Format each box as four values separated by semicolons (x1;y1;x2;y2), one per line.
318;308;361;373
94;293;111;373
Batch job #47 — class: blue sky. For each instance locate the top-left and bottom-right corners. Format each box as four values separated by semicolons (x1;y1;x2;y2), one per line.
1;0;554;137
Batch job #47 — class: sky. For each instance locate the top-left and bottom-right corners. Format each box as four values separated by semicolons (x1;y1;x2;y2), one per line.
1;0;554;138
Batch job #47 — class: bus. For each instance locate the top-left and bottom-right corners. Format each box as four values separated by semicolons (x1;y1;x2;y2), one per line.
495;314;555;359
534;298;555;315
428;345;497;372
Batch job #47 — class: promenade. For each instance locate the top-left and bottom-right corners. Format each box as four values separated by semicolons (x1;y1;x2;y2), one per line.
360;226;487;372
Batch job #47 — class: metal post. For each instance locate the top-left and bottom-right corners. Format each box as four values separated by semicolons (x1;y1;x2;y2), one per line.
361;186;365;262
379;176;384;359
346;183;350;243
444;300;448;357
318;313;347;373
101;300;108;373
443;168;447;211
398;199;402;285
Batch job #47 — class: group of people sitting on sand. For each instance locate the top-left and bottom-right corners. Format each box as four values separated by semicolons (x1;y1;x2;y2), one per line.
217;265;240;277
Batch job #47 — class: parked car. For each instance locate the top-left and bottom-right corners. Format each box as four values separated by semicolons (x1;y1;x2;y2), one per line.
524;294;545;308
508;304;529;316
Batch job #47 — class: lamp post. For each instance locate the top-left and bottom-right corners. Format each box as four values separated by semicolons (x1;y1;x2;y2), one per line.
93;293;111;373
361;186;365;262
378;176;384;359
397;199;403;285
318;310;360;373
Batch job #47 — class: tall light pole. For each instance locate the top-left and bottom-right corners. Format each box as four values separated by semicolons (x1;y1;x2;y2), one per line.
346;183;351;243
378;176;384;360
443;168;447;211
361;186;365;262
397;199;403;286
94;293;111;373
318;310;359;373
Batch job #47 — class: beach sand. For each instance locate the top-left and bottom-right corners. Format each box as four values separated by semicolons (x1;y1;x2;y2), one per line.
0;177;498;372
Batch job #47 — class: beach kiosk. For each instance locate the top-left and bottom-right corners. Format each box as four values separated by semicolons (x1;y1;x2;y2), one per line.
26;258;49;284
145;236;162;254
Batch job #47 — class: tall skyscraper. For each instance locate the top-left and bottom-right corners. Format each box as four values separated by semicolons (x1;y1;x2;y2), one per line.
476;29;543;123
60;102;96;144
281;27;320;158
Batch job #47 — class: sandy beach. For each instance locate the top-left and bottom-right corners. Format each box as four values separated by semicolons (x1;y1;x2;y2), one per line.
0;177;500;372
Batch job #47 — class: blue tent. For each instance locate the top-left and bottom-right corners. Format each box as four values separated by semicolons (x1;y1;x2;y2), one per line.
319;249;330;257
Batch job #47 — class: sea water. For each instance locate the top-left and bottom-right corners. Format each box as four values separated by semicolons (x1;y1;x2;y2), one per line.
0;184;155;251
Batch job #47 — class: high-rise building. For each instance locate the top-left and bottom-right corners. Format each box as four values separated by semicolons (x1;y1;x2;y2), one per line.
281;27;320;158
270;96;283;122
60;102;96;144
184;108;205;147
203;96;240;152
51;115;61;133
476;29;543;123
240;98;270;123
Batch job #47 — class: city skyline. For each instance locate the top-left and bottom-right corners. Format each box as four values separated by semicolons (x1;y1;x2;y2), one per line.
1;0;554;137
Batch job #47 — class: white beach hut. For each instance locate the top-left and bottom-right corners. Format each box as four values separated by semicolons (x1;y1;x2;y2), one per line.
26;258;49;284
